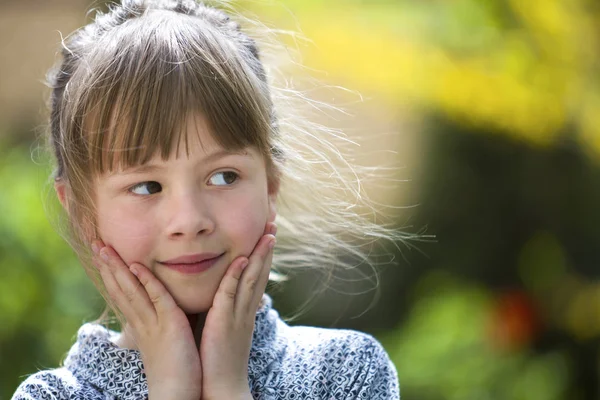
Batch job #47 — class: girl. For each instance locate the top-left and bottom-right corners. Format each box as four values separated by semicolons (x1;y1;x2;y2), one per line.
13;0;406;399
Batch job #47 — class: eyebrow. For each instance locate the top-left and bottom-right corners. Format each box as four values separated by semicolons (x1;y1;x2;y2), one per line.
113;149;250;176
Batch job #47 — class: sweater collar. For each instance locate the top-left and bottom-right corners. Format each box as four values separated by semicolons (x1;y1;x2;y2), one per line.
64;294;278;400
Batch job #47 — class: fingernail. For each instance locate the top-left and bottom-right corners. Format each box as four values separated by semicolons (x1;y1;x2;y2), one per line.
241;260;249;270
100;249;109;262
92;242;100;254
269;238;276;249
130;265;139;276
272;225;278;236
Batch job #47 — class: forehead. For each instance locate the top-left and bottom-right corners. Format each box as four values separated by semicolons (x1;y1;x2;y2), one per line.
158;113;262;162
105;147;254;178
89;103;251;174
118;113;256;168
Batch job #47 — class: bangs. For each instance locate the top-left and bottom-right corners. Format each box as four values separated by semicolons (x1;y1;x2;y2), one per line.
72;10;271;174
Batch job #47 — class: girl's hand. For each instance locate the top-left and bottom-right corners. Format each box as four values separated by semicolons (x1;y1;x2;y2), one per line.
91;241;202;400
200;223;277;400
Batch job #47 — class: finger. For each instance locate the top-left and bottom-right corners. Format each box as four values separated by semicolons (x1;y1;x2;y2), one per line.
91;252;122;308
252;236;275;309
92;251;142;326
235;234;276;316
210;224;276;315
96;245;157;325
263;221;277;236
92;240;136;317
93;240;181;321
128;262;180;319
211;257;249;313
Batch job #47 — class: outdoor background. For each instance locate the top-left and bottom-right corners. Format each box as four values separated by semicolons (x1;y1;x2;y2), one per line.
2;0;600;399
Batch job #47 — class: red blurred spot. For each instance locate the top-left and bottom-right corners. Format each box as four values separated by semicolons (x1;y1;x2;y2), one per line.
488;290;541;352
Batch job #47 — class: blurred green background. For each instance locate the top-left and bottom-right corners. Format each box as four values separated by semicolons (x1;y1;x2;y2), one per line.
2;0;600;399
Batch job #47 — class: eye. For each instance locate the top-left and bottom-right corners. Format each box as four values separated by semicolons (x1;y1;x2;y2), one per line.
208;171;239;186
130;181;162;195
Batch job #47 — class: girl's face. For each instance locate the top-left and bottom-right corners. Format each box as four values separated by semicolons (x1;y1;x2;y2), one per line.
93;114;277;314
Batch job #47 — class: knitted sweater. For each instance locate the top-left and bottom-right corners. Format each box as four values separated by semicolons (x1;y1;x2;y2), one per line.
12;294;400;399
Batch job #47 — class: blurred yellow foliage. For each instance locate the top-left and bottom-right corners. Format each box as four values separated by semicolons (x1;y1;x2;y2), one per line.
245;0;600;156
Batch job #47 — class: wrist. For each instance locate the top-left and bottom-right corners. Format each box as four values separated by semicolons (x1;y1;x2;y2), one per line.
204;387;253;400
205;393;253;400
148;386;201;400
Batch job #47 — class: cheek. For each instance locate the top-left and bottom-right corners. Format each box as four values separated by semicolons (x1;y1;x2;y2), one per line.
96;200;156;264
218;191;269;255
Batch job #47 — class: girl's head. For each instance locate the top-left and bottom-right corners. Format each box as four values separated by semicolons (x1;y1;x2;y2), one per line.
50;0;280;313
47;0;412;322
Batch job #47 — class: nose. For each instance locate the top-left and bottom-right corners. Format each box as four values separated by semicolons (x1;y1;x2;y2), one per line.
165;189;215;240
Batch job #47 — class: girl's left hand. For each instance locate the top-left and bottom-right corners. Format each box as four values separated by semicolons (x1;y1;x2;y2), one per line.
200;222;277;400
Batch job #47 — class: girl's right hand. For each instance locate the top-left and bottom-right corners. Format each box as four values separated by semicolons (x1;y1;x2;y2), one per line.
91;241;202;400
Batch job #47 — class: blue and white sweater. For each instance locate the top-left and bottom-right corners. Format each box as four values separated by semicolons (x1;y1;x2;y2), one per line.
12;294;400;399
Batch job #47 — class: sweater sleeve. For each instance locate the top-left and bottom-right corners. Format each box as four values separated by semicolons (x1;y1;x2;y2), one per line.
11;370;93;400
344;334;400;400
12;372;61;400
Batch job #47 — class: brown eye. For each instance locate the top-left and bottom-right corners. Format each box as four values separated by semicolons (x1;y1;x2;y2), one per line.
208;171;239;186
130;181;162;195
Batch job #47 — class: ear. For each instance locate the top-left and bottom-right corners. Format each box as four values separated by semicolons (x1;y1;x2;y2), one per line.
55;178;97;242
54;179;69;213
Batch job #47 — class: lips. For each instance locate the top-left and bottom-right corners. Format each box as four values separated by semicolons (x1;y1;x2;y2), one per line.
158;252;225;275
159;253;223;265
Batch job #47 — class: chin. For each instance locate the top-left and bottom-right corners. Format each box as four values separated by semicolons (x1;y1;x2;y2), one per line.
176;298;213;315
165;280;221;315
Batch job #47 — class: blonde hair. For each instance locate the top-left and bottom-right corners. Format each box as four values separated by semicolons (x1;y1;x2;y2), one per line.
46;0;417;324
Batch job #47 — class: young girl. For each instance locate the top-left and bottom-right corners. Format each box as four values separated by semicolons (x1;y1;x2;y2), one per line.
13;0;405;399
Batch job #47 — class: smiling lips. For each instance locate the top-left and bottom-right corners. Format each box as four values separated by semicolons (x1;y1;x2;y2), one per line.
159;252;224;274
